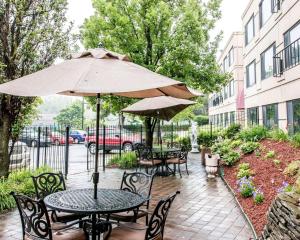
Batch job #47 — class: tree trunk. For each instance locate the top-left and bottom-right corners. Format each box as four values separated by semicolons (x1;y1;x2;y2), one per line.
0;112;11;177
144;117;156;149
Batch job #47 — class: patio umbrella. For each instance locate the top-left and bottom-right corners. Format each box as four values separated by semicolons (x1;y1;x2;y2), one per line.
0;48;196;199
122;96;196;121
122;96;196;150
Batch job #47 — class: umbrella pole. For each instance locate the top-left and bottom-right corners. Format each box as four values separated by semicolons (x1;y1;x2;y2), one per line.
93;93;100;199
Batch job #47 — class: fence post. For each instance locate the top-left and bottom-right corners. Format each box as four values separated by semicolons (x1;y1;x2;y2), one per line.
44;127;48;165
37;127;41;168
210;122;213;140
171;123;174;148
140;125;143;144
64;126;69;179
86;127;89;171
103;125;106;171
119;125;122;159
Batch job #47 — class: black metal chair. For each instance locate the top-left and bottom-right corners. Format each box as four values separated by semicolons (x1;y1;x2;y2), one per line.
11;192;88;240
136;147;162;174
109;171;154;224
107;191;180;240
166;149;189;177
31;172;88;223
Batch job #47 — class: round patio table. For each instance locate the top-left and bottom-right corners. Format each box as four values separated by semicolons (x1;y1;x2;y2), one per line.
152;148;180;176
44;188;147;240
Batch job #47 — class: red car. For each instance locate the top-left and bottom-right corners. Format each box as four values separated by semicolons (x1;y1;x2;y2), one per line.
50;131;74;146
85;128;141;154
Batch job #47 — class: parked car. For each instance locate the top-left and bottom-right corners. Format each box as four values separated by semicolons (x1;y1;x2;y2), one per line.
18;130;51;147
85;127;141;154
70;130;87;143
9;141;30;170
49;131;74;146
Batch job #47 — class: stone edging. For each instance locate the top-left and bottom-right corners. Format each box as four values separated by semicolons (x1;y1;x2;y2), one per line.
219;166;259;240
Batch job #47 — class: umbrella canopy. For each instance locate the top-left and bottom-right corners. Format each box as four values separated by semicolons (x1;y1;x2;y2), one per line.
122;96;196;121
0;48;195;99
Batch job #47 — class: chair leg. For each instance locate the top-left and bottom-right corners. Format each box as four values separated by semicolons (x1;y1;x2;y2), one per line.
173;163;176;175
146;214;149;226
186;162;189;175
178;163;182;178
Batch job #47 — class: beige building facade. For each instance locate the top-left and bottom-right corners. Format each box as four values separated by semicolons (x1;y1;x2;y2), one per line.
209;0;300;134
208;32;245;127
243;0;300;133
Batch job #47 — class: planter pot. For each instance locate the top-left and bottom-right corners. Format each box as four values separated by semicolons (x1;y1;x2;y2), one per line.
201;147;211;165
205;154;220;178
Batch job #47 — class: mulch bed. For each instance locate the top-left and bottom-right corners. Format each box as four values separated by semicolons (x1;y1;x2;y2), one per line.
223;139;299;235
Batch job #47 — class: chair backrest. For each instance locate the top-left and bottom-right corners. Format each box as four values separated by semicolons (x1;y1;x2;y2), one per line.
31;172;66;199
120;171;154;203
178;149;188;160
11;192;52;240
146;191;180;240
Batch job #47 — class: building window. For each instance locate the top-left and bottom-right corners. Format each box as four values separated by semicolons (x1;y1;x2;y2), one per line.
259;0;272;28
230;111;235;124
224;112;229;127
229;80;235;97
287;99;300;134
223;56;229;72
229;47;234;66
246;60;256;87
245;15;255;45
261;43;275;80
263;103;278;129
284;21;300;47
223;85;228;100
247;107;259;125
284;21;300;69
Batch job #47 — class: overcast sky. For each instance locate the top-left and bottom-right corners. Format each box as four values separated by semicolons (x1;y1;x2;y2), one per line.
66;0;249;52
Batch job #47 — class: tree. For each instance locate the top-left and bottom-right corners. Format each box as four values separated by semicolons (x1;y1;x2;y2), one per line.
0;0;72;177
81;0;229;147
55;100;83;129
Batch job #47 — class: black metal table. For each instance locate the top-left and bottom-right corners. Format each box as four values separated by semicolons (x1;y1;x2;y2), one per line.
152;148;180;176
44;188;147;240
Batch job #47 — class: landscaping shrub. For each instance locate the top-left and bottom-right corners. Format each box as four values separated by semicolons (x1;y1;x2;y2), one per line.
239;125;268;142
253;189;264;204
195;115;209;126
273;159;281;166
277;181;293;193
240;142;260;154
0;166;52;212
223;151;240;166
265;150;275;159
239;162;250;170
294;176;300;194
268;128;288;142
230;139;242;149
222;123;241;139
109;152;137;169
197;130;218;147
211;139;232;157
237;163;253;179
291;133;300;148
238;177;255;198
283;161;300;177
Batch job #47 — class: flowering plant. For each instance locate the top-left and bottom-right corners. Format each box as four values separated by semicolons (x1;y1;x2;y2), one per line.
253;188;264;204
277;181;293;193
237;177;255;198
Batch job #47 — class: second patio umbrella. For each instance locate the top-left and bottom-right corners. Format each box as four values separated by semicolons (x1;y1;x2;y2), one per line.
0;48;196;199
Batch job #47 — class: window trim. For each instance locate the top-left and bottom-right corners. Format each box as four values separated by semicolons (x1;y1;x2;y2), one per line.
245;14;255;46
247;107;259;125
260;42;276;80
259;0;273;29
246;60;256;88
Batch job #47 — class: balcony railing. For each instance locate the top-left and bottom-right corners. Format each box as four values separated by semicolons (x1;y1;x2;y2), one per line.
273;37;300;77
271;0;281;13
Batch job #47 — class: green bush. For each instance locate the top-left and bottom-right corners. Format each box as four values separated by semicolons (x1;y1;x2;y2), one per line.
195;115;209;126
253;190;264;204
238;177;255;198
223;151;240;166
273;159;281;166
230;139;242;149
240;142;260;154
265;150;276;159
0;166;52;212
109;152;137;169
291;133;300;148
197;130;218;147
162;133;179;142
223;123;241;139
211;139;232;157
239;126;268;142
239;163;250;170
268;128;288;141
237;169;253;179
176;136;191;150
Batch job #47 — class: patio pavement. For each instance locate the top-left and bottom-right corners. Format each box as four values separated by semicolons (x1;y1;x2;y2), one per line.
0;153;254;240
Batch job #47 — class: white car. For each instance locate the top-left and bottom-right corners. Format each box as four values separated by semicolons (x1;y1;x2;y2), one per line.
9;141;31;170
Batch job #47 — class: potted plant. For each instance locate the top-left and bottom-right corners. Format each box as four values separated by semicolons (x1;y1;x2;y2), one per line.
197;131;216;165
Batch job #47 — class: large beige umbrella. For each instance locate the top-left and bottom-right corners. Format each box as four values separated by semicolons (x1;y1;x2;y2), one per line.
122;96;196;121
0;48;196;199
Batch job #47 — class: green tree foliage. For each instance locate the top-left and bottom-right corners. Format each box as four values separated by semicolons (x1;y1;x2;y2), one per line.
0;0;72;177
81;0;229;146
55;101;83;129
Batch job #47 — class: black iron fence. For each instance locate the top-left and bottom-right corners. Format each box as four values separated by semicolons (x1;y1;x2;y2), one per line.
9;125;70;176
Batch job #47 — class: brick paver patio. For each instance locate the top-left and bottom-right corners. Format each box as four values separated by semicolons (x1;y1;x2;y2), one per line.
0;153;254;240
